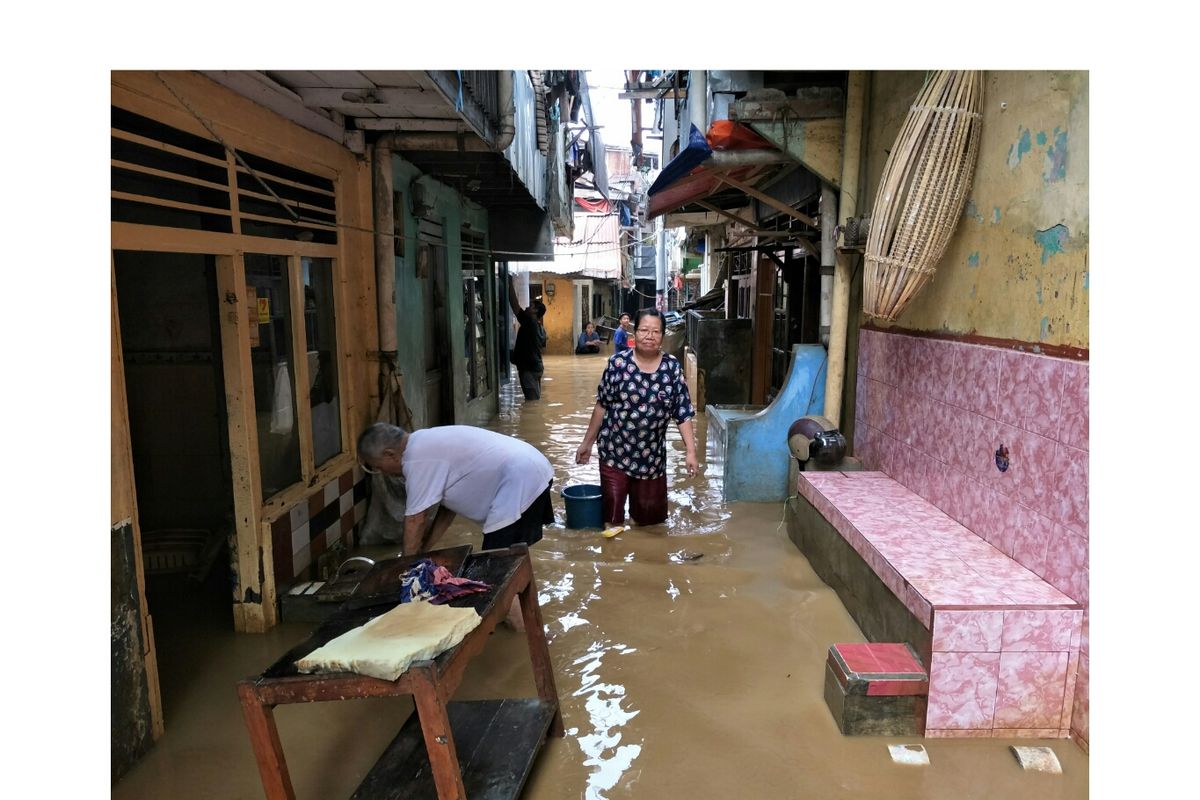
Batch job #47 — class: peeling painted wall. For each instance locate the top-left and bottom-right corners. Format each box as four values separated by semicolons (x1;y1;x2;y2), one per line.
863;71;1089;350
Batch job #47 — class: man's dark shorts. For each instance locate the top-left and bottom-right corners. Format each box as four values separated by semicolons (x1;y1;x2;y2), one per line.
481;480;554;550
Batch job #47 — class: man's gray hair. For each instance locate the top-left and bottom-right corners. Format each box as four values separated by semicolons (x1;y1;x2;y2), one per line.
357;422;408;462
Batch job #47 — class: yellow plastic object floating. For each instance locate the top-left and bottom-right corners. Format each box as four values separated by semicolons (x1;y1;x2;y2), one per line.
601;525;624;539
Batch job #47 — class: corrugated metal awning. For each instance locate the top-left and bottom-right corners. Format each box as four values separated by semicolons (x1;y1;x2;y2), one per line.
509;213;621;278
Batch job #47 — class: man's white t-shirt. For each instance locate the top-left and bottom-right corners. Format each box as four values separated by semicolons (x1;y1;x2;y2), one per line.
401;426;554;533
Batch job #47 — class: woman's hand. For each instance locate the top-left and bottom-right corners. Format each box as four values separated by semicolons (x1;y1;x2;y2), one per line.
684;451;699;478
575;441;593;465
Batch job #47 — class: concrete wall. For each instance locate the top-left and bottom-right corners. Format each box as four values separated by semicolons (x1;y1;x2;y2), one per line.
863;71;1088;350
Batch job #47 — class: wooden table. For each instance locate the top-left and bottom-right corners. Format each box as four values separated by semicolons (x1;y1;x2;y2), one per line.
238;545;564;800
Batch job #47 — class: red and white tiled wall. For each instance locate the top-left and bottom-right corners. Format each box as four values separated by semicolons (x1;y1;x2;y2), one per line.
854;328;1089;748
270;465;369;587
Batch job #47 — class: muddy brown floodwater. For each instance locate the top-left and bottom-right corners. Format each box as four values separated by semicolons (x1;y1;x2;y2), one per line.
112;354;1088;800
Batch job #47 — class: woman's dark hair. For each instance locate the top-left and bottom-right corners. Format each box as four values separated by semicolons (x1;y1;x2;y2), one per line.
633;308;665;332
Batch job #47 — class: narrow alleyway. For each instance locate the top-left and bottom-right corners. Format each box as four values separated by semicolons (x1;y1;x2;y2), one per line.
112;354;1088;800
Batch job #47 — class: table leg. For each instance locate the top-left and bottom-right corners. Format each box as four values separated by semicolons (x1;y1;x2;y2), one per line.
411;670;467;800
237;682;296;800
518;577;565;737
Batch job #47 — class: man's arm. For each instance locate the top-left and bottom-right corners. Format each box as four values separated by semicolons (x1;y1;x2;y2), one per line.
403;509;428;555
508;276;522;316
424;506;457;550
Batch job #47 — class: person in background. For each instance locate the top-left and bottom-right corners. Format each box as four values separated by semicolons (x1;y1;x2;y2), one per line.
612;312;632;351
508;277;548;400
575;308;697;527
358;422;554;630
575;321;602;354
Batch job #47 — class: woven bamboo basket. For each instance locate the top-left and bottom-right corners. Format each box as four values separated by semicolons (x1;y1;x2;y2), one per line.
863;71;984;321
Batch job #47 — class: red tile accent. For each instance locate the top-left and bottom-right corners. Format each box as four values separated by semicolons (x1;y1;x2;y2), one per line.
339;469;353;494
835;642;925;676
340;509;355;535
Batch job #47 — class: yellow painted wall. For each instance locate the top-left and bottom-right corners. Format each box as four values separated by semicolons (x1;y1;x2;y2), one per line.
862;71;1089;350
532;272;579;355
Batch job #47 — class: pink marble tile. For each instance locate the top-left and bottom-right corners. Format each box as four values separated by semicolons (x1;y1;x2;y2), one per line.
988;423;1055;506
991;729;1065;739
854;374;871;429
1009;503;1054;578
926;728;994;739
857;329;875;378
933;610;1004;652
924;338;958;405
951;343;1002;418
853;423;879;470
1041;524;1089;605
865;378;887;434
912;576;1009;606
1071;651;1089;743
1001;610;1079;651
1060;649;1081;730
895;334;922;392
971;485;1020;558
927;652;1001;729
904;583;933;628
996;350;1068;440
993;651;1069;729
940;403;974;474
1051;443;1089;537
998;580;1075;606
910;337;940;399
1059;361;1089;452
870;331;898;386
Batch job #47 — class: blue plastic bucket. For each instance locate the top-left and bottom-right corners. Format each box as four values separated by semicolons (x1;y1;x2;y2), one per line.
561;484;603;529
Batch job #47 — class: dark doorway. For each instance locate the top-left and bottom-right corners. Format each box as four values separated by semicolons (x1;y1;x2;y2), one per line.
113;250;235;724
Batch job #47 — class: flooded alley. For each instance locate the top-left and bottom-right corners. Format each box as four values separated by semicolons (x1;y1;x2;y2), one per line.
112;355;1088;800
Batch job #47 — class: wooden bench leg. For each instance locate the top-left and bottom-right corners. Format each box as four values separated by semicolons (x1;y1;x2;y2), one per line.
237;682;296;800
519;577;565;737
411;671;467;800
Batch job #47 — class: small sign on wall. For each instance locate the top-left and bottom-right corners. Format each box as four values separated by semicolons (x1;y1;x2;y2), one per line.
257;296;271;324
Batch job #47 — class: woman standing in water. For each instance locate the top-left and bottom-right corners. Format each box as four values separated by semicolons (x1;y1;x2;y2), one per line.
575;308;698;526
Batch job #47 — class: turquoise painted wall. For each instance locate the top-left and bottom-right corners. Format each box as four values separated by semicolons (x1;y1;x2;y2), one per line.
391;156;492;429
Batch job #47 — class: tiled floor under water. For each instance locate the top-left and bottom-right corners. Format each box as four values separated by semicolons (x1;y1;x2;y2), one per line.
113;355;1088;799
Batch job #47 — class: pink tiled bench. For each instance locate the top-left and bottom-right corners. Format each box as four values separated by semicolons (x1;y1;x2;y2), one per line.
797;471;1083;739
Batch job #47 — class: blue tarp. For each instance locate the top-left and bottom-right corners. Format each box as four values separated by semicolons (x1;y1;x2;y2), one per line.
647;124;712;196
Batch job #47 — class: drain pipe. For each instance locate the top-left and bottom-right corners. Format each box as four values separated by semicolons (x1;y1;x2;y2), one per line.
494;70;516;153
819;183;836;346
823;71;867;427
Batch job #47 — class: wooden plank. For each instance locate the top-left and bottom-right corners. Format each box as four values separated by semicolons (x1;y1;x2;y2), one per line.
111;256;164;740
751;251;774;404
288;255;315;480
354;117;466;132
234;164;338;197
237;682;296;800
717;174;819;228
110;127;230;168
411;671;467;799
351;700;557;800
111;158;232;193
111;190;232;218
110;221;339;258
295;86;445;108
217;254;272;632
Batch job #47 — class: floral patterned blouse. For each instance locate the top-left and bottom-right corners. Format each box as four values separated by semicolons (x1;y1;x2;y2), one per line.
596;351;695;479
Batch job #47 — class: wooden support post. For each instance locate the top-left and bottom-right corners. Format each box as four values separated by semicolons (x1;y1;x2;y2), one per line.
237;683;296;800
751;251;775;404
411;671;468;800
519;567;565;737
